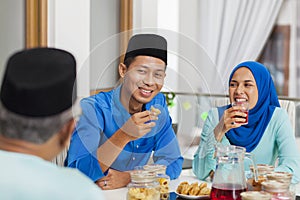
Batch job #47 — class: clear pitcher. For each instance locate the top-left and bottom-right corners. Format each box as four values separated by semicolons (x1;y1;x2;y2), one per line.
210;144;258;200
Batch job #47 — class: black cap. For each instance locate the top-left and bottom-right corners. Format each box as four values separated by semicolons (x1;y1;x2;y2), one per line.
0;47;77;117
124;34;167;65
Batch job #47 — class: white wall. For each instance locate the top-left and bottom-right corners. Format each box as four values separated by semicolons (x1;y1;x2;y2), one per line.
133;0;158;28
48;0;90;97
178;0;220;94
90;0;120;91
0;0;24;86
133;0;181;124
133;0;180;93
49;0;120;95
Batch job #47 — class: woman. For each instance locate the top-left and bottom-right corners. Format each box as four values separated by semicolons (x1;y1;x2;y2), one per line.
192;61;300;183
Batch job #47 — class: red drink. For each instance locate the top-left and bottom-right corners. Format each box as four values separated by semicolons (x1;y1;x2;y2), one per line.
232;101;249;124
243;110;248;124
234;110;248;124
210;183;247;200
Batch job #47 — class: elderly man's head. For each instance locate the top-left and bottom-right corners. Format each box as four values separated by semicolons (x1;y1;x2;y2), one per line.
0;48;77;144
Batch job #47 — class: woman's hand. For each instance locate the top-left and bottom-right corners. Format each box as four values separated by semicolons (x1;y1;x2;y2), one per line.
214;106;247;142
96;169;131;190
121;110;158;141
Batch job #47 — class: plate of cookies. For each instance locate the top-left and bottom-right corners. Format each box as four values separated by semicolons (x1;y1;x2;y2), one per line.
175;181;211;199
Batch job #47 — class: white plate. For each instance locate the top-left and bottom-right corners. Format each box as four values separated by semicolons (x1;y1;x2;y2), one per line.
175;192;210;199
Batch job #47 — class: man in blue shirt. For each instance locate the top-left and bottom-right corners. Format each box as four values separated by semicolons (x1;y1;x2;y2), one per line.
66;34;183;190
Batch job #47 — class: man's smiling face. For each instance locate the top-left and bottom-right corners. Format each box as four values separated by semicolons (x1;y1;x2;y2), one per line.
120;55;166;107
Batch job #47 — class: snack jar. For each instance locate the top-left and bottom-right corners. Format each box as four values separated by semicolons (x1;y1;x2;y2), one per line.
265;172;294;199
261;180;293;200
143;164;170;200
143;164;167;175
127;170;160;200
240;191;272;200
266;172;292;185
248;164;275;191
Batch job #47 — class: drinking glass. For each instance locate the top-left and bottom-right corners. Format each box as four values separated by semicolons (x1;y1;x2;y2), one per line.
232;101;249;124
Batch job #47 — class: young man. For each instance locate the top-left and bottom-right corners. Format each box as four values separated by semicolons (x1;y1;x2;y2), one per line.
66;34;183;189
0;48;104;199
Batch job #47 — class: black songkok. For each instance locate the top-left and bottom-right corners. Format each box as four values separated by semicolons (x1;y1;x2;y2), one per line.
0;47;77;117
124;34;167;65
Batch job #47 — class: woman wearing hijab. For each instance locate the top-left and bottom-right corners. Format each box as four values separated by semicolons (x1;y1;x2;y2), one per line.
192;61;300;184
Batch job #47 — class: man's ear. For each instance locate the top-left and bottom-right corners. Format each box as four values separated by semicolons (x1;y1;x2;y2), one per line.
118;63;127;78
58;119;75;147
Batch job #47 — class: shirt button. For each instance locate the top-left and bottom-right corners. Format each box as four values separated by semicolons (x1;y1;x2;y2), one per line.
136;145;139;149
132;157;135;160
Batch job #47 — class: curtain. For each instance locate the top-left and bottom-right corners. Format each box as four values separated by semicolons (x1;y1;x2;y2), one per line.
296;0;300;137
297;0;300;97
197;0;283;91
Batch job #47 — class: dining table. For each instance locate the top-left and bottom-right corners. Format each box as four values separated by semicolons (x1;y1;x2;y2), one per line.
102;168;300;200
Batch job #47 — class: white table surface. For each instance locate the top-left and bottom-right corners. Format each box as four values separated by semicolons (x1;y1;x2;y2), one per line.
102;169;300;200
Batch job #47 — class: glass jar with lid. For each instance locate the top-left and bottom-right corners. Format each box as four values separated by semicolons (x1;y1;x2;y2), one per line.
261;180;293;200
248;164;274;191
265;172;294;199
266;171;292;185
240;191;272;200
143;164;170;200
143;164;167;174
127;170;160;200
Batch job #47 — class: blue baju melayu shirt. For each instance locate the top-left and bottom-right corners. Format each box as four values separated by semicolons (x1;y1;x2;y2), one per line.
66;86;183;182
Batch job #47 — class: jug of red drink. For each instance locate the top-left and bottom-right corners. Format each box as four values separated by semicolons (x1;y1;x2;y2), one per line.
210;144;258;200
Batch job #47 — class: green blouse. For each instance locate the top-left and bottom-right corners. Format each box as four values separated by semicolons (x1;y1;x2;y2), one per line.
192;107;300;184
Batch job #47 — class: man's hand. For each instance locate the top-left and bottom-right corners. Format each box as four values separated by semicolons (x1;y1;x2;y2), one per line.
96;111;159;173
96;169;131;190
121;110;158;141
